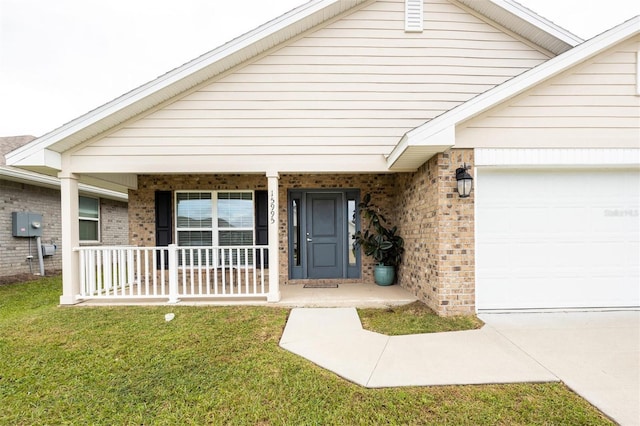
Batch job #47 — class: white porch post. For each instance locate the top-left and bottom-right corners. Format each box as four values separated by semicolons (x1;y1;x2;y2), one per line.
266;172;281;302
59;172;80;305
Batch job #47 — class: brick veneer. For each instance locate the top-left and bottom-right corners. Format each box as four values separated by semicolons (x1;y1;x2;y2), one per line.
395;149;475;316
0;178;128;278
129;174;396;286
128;160;474;316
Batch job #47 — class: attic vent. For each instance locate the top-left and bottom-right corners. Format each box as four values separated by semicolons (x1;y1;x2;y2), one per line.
405;0;423;32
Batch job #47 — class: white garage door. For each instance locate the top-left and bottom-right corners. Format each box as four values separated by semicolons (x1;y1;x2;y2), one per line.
476;168;640;311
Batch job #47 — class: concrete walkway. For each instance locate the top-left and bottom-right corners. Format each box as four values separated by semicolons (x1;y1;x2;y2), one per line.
280;308;640;426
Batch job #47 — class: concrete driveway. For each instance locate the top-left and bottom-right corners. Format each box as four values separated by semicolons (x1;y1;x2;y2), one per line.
281;308;639;425
479;311;640;426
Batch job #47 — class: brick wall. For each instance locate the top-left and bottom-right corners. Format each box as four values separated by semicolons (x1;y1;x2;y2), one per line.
100;198;129;245
128;167;476;316
0;179;62;276
128;173;396;285
0;178;128;278
395;149;475;316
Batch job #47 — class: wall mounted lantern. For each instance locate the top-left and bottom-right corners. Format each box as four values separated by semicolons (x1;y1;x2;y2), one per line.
455;164;473;198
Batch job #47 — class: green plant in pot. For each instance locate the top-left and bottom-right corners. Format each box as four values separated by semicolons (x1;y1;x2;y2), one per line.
352;193;405;286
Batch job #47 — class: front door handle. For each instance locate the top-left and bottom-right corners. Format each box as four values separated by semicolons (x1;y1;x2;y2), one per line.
306;237;313;242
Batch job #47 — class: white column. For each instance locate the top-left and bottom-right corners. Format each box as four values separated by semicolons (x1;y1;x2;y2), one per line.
59;172;80;305
266;172;281;302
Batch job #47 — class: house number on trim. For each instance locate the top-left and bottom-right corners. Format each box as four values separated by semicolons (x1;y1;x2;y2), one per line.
269;191;276;224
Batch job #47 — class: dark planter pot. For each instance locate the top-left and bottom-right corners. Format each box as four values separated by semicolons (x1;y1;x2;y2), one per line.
374;265;395;286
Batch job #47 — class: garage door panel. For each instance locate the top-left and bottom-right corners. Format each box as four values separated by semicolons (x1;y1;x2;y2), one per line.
476;207;512;233
478;276;639;310
477;168;640;311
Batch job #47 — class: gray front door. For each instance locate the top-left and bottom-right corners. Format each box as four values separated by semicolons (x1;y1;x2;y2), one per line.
306;192;344;279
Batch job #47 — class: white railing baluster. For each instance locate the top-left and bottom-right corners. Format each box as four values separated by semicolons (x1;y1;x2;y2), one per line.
75;245;268;301
159;249;169;296
252;247;257;295
221;248;227;295
168;244;179;303
96;250;102;296
127;249;134;295
205;248;211;295
213;248;219;295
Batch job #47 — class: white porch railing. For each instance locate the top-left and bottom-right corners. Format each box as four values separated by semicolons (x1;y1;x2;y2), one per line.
75;244;268;302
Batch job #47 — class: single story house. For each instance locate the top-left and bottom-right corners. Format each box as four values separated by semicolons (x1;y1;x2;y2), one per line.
7;0;639;314
1;136;128;279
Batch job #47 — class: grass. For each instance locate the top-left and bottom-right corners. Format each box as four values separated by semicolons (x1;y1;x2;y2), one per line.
358;301;484;335
0;276;612;425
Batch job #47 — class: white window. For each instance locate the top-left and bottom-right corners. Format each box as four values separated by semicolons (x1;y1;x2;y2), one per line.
79;196;100;242
175;191;254;248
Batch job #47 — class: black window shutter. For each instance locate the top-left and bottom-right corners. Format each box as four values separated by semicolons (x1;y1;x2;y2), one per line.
155;191;172;268
255;190;269;267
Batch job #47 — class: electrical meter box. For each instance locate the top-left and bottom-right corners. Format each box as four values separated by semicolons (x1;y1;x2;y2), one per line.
12;212;43;237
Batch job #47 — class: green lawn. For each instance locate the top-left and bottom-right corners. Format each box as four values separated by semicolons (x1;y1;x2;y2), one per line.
358;301;484;335
0;276;612;425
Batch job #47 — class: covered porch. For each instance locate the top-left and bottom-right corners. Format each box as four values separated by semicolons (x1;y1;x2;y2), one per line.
72;242;417;308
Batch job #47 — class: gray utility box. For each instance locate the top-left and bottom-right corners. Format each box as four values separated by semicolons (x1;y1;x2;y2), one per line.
41;244;56;257
12;212;43;237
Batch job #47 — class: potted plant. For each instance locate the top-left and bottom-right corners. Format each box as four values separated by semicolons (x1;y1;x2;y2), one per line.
352;193;405;285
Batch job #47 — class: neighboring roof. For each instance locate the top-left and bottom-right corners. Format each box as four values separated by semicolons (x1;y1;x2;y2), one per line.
0;136;127;201
7;0;582;176
0;135;36;165
387;15;640;171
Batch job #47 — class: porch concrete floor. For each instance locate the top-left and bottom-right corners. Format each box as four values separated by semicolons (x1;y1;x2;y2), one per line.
75;283;418;308
277;283;418;308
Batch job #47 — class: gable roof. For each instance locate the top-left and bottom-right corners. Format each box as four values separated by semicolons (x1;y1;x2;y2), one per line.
387;15;640;171
458;0;582;52
6;0;581;176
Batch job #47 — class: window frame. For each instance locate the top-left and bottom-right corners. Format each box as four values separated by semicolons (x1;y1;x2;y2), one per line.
174;190;256;248
79;195;100;243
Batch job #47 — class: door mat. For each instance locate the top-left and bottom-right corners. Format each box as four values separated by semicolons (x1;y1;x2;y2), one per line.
303;284;339;288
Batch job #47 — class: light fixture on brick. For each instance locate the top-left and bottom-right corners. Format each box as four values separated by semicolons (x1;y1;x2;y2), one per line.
456;164;473;198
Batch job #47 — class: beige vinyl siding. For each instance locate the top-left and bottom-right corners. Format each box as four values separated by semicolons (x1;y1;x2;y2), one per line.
456;36;640;148
73;0;550;173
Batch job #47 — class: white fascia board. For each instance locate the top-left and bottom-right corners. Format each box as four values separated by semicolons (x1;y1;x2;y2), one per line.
77;184;128;202
0;166;60;189
490;0;583;46
387;125;455;169
475;148;640;166
0;166;128;201
393;17;640;163
7;148;61;171
6;0;361;167
457;0;582;54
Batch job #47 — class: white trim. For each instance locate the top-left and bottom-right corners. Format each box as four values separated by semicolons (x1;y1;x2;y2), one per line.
79;195;101;243
473;166;481;314
461;0;583;48
0;165;128;201
174;190;256;248
636;49;640;96
475;148;640;166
